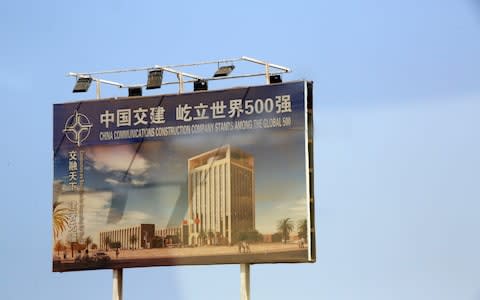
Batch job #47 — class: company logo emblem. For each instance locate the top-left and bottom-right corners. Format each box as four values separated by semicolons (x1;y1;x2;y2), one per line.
63;111;93;146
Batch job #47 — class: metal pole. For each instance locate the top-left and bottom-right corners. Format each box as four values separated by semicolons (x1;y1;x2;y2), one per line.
96;80;101;99
265;64;270;84
240;264;250;300
178;73;184;93
112;269;123;300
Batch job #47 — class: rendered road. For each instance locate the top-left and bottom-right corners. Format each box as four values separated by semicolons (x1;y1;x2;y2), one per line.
53;243;310;272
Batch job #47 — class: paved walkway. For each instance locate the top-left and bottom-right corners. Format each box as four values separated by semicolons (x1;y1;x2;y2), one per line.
103;242;303;259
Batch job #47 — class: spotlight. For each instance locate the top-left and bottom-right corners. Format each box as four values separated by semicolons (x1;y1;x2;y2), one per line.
193;79;208;91
146;69;164;89
213;65;235;77
72;77;92;93
128;87;142;97
269;74;282;84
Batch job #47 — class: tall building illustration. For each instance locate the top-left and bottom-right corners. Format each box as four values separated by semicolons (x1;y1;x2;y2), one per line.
188;145;255;245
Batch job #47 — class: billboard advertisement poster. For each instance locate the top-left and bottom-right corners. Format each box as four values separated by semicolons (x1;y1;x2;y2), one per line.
53;80;315;272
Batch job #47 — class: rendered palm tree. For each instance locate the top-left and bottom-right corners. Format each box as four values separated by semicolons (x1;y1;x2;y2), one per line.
215;232;223;245
53;201;70;239
207;231;215;245
54;240;65;256
198;231;207;246
84;236;92;250
297;219;307;241
104;236;111;251
277;218;294;244
130;234;138;250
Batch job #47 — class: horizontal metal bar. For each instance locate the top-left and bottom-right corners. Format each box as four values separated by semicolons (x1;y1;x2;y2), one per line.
267;63;291;72
241;56;291;72
240;56;266;65
68;68;151;76
67;57;244;76
95;78;124;88
206;72;284;82
154;66;201;80
161;57;242;68
122;71;287;88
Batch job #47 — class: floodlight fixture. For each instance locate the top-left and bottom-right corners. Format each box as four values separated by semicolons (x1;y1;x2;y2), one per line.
128;87;142;97
193;79;208;91
269;74;282;84
72;77;93;93
213;65;235;77
146;69;164;89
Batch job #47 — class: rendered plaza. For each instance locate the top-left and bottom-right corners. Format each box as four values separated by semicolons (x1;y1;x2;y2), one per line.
98;145;255;249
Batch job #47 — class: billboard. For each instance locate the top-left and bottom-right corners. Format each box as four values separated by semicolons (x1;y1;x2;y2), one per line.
53;80;315;272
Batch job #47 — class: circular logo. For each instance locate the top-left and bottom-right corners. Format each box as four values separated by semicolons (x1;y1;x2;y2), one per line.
63;111;93;146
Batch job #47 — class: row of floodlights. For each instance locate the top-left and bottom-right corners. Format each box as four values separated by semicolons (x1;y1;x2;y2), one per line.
72;65;282;96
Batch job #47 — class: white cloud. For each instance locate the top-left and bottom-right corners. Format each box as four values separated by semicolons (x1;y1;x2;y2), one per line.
105;177;147;187
105;178;120;185
117;211;151;225
86;145;150;176
289;197;307;215
169;127;302;155
289;206;307;212
131;179;146;186
55;190;153;244
273;197;307;219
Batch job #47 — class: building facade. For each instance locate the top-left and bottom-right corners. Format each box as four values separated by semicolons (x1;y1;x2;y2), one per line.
99;224;154;250
155;226;182;238
188;145;255;245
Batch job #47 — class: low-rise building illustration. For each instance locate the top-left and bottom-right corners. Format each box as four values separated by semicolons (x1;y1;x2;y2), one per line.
99;224;154;250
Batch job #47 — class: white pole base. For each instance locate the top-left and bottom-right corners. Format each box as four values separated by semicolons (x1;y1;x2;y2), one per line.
240;264;250;300
112;268;123;300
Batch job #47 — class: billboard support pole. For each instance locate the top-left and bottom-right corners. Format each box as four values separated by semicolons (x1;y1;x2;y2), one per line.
112;268;123;300
240;263;250;300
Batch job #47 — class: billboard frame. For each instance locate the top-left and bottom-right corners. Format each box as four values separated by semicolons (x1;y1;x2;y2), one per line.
56;58;313;300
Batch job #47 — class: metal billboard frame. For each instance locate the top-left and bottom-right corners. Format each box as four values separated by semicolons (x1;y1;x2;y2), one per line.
68;56;291;96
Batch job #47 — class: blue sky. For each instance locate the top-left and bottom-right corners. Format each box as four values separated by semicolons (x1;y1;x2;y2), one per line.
1;0;480;299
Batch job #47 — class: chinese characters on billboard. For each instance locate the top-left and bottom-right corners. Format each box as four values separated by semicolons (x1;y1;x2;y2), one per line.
53;81;315;271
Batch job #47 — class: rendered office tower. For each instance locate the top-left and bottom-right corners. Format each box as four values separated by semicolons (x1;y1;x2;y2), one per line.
188;145;255;245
